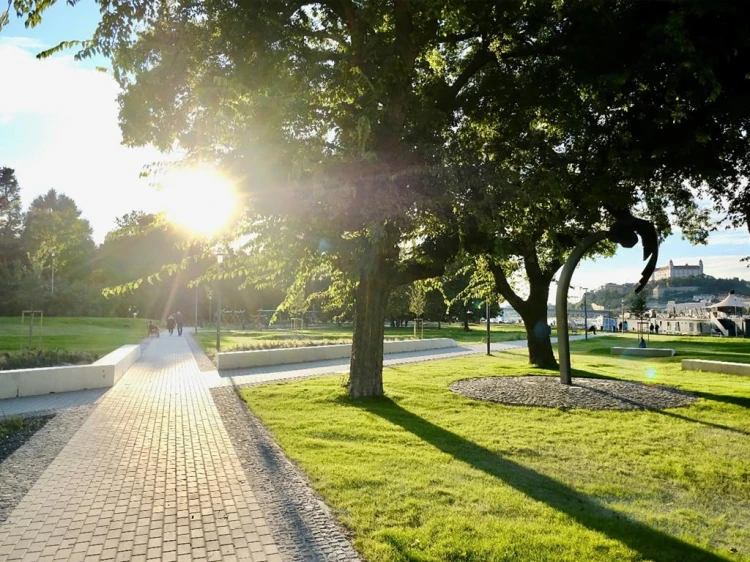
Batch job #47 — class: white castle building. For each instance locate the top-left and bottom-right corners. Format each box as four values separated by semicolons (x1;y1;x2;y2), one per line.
652;259;704;281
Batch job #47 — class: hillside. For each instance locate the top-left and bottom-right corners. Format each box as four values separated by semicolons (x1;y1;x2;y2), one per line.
584;275;750;311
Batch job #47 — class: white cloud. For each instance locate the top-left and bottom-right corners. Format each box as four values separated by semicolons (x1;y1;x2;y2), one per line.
671;254;749;280
708;230;750;246
0;37;165;242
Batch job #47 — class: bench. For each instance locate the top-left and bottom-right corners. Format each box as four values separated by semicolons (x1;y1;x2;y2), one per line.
610;347;676;357
681;359;750;376
217;338;458;370
0;344;142;400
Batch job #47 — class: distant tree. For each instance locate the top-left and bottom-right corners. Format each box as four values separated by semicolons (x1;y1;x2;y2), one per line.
408;284;427;320
0;167;23;245
21;189;95;284
0;167;26;314
629;292;649;338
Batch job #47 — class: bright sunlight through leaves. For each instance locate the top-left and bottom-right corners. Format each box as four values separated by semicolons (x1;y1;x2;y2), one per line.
157;166;236;237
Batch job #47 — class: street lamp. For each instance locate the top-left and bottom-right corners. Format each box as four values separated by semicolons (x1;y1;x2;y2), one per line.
216;252;226;352
50;251;56;294
621;298;625;334
194;284;199;334
582;287;588;340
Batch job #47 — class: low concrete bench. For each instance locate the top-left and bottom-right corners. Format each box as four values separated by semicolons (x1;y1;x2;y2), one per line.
610;347;676;357
0;344;141;400
217;338;458;370
681;359;750;376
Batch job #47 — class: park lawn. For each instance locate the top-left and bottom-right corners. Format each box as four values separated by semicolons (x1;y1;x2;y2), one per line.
0;317;151;356
241;335;750;562
195;323;527;356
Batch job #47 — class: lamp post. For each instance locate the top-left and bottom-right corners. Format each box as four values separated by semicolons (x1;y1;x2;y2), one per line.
621;298;625;334
582;288;588;340
194;284;199;334
50;251;56;294
486;299;491;355
216;252;225;353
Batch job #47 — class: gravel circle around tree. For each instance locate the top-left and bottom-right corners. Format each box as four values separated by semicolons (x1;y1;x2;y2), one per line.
450;376;697;410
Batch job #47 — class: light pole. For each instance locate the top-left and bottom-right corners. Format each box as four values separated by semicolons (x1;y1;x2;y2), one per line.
216;252;226;353
50;251;56;294
194;284;199;334
621;298;625;334
486;299;491;355
582;288;588;340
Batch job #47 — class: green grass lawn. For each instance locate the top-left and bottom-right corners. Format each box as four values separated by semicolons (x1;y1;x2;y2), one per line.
195;323;528;356
0;317;151;356
242;335;750;561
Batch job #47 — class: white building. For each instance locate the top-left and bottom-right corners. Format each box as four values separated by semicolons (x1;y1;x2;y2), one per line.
652;260;704;281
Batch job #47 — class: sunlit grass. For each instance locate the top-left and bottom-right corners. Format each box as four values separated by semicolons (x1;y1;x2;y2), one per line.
241;335;750;561
0;317;150;356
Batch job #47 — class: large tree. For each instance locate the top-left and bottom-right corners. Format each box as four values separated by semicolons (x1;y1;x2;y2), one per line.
47;0;529;397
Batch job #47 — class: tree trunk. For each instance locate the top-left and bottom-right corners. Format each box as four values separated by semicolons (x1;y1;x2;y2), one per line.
349;272;391;398
462;308;470;331
519;295;558;370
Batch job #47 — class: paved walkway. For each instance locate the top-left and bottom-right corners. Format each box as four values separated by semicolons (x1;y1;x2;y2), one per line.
0;336;281;562
0;332;598;561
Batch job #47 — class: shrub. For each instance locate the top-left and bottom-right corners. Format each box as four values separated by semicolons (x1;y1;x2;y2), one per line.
0;349;99;371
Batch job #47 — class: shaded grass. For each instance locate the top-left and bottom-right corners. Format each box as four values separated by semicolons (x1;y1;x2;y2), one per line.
0;317;150;357
241;336;750;561
196;323;528;355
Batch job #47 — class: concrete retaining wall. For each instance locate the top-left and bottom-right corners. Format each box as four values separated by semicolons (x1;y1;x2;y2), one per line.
0;344;141;400
610;347;676;357
681;359;750;376
217;338;458;370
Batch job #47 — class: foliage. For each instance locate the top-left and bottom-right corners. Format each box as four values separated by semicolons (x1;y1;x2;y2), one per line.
0;349;99;371
243;335;750;561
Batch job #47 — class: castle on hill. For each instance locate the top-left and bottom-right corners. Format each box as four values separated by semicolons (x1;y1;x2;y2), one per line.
652;259;704;281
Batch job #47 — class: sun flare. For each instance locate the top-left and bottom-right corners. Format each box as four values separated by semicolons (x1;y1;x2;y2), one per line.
158;166;237;237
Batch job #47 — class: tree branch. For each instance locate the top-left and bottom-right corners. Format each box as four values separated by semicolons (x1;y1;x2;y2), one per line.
448;45;494;99
488;260;527;312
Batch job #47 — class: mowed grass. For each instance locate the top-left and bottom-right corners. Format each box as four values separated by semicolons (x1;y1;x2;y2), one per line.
241;335;750;562
0;317;151;356
196;323;527;355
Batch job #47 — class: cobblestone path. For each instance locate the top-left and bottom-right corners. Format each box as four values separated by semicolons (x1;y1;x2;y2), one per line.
0;336;282;562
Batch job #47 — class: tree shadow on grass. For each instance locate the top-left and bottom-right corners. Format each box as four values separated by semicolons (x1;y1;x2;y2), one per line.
571;369;750;436
352;397;730;562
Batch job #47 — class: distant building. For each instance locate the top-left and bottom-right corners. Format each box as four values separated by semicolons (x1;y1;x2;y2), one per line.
652;259;704;281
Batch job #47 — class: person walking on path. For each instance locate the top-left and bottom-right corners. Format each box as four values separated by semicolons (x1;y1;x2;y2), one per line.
175;310;184;336
167;314;176;336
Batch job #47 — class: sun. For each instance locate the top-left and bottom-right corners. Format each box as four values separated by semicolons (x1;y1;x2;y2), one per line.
158;166;237;237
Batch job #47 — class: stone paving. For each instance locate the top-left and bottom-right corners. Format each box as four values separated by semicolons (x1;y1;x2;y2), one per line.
0;336;282;562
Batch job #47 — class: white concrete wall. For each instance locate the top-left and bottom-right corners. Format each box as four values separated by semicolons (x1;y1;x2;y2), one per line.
610;347;675;357
0;344;142;400
682;359;750;376
217;338;458;370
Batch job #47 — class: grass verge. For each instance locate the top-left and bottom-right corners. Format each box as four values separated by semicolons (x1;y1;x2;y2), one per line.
0;416;52;464
241;335;750;561
0;317;150;360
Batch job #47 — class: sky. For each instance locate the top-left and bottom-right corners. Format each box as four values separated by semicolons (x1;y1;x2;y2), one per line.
0;2;748;294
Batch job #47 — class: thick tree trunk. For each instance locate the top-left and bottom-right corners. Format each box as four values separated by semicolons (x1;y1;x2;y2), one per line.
349;272;391;398
519;294;558;370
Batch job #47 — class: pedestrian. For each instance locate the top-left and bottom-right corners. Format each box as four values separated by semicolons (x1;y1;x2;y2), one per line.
649;323;654;334
618;321;623;333
175;310;184;336
655;324;659;335
167;314;175;336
